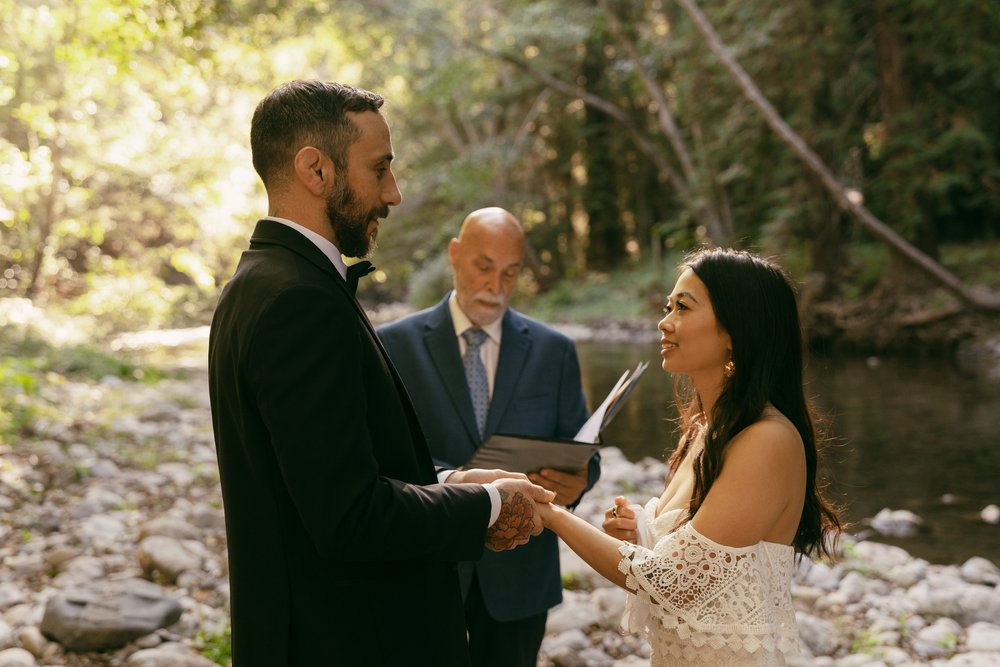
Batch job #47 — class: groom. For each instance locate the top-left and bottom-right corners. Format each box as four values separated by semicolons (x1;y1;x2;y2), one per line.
208;80;553;666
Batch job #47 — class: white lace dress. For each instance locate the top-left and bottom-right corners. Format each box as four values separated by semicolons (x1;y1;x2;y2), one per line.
617;499;799;666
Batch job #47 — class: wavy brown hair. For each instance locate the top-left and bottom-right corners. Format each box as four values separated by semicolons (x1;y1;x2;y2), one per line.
666;247;841;557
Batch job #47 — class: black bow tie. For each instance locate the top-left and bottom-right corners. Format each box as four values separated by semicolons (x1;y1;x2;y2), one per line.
346;261;375;295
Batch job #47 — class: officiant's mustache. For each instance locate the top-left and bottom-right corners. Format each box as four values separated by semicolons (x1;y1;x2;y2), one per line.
473;292;504;305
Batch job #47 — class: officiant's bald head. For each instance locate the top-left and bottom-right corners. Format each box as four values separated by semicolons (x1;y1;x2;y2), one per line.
449;208;525;327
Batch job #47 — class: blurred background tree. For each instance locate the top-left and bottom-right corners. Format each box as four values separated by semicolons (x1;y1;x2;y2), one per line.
2;0;998;335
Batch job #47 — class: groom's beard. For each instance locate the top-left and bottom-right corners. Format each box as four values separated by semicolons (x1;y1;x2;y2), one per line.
326;182;388;259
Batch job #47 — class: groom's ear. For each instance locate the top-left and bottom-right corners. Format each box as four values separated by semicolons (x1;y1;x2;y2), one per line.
293;146;334;197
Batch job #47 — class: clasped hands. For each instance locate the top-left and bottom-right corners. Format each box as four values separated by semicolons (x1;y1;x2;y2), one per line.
448;466;589;552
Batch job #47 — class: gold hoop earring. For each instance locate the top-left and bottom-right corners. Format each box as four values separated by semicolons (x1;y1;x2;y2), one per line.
723;360;735;378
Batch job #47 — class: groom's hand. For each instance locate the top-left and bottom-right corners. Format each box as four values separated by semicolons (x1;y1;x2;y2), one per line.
485;478;554;552
447;468;527;485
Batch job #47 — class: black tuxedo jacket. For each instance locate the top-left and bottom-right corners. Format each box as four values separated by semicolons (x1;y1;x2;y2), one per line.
209;220;491;665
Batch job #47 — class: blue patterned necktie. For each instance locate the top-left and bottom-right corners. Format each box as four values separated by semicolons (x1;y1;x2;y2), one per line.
461;327;490;439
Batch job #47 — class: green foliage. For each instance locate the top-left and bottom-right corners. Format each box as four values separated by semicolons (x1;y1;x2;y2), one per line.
561;570;585;591
849;627;882;655
1;0;997;327
523;257;675;325
0;326;154;381
196;623;233;666
406;250;453;310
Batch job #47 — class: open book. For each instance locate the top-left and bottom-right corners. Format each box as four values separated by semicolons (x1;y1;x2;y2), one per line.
463;360;649;473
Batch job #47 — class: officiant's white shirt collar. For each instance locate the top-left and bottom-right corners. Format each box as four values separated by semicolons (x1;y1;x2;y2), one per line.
266;216;348;281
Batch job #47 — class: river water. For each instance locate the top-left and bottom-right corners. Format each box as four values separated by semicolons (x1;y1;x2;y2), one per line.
575;340;1000;567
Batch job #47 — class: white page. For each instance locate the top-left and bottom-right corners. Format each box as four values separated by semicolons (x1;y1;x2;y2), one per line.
574;369;630;444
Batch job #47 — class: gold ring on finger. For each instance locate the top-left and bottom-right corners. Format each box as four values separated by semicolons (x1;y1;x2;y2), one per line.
610;505;618;519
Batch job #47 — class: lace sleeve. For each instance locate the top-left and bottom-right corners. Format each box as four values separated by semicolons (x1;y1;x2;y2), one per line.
617;522;798;655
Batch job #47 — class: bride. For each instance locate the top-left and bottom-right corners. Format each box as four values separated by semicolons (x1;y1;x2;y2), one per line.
539;248;842;666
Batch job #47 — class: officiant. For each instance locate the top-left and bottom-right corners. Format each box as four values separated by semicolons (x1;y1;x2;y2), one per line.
377;206;601;667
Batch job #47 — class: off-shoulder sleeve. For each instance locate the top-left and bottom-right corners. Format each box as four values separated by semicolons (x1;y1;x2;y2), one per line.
618;521;799;657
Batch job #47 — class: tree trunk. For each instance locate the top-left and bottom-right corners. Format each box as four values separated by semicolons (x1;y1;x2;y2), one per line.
25;138;61;300
581;28;626;271
673;0;1000;310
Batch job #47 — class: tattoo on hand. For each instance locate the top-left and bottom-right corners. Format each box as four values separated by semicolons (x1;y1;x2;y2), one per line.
486;488;536;551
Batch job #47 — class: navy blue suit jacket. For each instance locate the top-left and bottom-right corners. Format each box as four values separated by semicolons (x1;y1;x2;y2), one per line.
378;295;600;621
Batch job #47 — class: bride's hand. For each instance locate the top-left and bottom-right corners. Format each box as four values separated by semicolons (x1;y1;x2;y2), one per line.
536;500;559;530
602;496;639;543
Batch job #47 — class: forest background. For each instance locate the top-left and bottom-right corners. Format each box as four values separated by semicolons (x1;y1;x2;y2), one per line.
2;0;1000;353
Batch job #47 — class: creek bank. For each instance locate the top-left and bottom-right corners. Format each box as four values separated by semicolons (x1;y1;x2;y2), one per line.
1;370;998;665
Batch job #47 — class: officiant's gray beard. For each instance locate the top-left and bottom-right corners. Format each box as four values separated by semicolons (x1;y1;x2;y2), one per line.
326;182;387;259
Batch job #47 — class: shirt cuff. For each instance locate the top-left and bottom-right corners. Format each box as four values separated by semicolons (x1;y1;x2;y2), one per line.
439;471;500;526
484;483;501;527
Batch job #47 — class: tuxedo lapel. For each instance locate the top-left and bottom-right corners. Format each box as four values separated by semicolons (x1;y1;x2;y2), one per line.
250;219;434;470
486;309;531;436
423;299;481;443
249;220;391;361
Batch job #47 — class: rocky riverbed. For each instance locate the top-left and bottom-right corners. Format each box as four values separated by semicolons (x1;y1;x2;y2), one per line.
1;352;1000;666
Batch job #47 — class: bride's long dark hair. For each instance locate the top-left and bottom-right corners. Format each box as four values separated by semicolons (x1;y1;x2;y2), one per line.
667;247;842;557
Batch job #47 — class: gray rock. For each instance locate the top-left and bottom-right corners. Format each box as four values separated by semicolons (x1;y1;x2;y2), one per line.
39;578;183;652
546;592;604;634
138;517;201;542
69;487;124;519
0;620;12;650
911;617;961;659
944;654;1000;667
576;647;615;667
52;555;107;588
542;628;591;667
869;508;924;538
125;642;219;667
76;513;128;548
156;463;195;488
797;611;838;656
186;506;225;532
850;541;912;576
961;557;1000;585
868;646;910;663
982;505;1000;525
966;622;1000;652
0;586;24;613
15;626;48;658
2;604;38;629
3;553;44;577
803;560;842;591
0;648;35;667
884;558;928;587
89;459;122;478
611;656;650;667
589;587;628;628
137;537;204;585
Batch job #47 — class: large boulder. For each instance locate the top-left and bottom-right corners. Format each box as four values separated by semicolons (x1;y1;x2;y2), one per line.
39;579;183;652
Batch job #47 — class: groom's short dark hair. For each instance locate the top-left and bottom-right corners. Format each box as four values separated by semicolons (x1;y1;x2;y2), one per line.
250;80;384;188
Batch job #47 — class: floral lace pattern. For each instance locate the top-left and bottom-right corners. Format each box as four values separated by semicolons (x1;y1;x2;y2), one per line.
618;504;799;666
